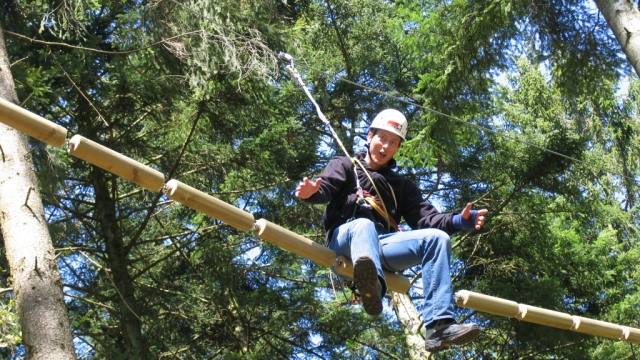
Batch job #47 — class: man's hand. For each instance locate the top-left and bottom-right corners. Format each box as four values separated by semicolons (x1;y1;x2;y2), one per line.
462;203;488;230
295;177;322;199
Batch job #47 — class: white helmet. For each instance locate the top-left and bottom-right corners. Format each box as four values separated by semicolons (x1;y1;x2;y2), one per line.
370;109;408;141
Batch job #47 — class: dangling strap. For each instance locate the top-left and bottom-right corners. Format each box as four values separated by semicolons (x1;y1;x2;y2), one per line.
353;161;364;202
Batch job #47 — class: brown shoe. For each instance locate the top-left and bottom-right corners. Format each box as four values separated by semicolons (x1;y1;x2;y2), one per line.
354;256;383;315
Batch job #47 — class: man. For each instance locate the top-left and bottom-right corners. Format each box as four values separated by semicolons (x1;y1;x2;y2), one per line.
295;109;488;352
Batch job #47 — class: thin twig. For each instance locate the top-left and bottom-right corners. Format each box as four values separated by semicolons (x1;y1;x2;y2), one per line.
47;48;109;127
78;251;145;323
24;186;33;206
9;55;29;67
64;292;116;312
0;288;13;296
3;29;205;55
23;186;39;221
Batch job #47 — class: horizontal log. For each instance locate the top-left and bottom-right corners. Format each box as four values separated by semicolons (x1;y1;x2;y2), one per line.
0;97;67;146
164;179;255;232
67;135;164;191
253;220;411;293
623;326;640;343
254;219;336;267
571;316;624;340
455;290;640;344
455;290;519;318
517;304;574;330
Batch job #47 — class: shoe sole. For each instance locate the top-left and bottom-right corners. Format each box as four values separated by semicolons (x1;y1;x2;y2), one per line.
425;326;480;353
354;257;383;316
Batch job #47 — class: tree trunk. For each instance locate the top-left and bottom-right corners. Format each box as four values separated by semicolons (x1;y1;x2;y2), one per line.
90;167;148;359
595;0;640;77
0;25;76;359
392;292;431;359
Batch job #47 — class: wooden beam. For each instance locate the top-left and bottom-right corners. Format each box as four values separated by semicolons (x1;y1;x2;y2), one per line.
0;98;67;147
164;179;255;232
253;219;411;293
456;290;640;344
67;135;165;192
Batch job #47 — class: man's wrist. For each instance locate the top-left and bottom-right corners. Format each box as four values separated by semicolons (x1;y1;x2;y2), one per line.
452;211;478;229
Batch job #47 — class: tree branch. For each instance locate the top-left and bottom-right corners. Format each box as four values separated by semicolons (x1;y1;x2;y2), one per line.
125;99;207;255
130;236;201;280
3;29;205;56
64;292;116;312
0;288;13;295
315;326;400;359
250;325;327;360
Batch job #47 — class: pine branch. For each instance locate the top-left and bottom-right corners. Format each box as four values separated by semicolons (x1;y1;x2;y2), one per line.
125;100;206;255
516;340;585;360
250;325;327;360
3;29;205;55
64;292;116;312
315;326;401;359
131;225;217;247
130;236;201;280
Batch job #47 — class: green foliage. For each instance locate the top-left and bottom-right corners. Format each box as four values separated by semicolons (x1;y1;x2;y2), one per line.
0;233;20;359
0;299;21;358
444;54;640;358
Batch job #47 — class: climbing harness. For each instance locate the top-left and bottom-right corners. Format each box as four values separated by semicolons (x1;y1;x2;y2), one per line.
278;52;395;231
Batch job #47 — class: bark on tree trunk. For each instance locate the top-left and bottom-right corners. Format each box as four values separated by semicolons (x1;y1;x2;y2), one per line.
0;25;76;359
392;292;431;359
595;0;640;77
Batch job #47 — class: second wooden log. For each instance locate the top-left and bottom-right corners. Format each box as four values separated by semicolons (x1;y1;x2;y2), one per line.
67;135;164;191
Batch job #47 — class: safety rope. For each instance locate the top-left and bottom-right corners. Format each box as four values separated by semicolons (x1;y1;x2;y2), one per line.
279;52;394;231
279;53;351;158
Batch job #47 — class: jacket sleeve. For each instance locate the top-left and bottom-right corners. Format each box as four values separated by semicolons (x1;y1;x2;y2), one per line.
402;181;458;235
303;157;352;204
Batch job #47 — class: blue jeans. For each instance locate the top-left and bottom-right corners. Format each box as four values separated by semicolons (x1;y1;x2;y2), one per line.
329;218;455;325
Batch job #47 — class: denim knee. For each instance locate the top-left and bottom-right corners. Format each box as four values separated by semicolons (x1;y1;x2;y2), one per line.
349;217;377;232
330;218;380;255
417;229;451;254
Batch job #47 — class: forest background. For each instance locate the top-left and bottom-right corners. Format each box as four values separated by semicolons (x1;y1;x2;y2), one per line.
1;0;640;359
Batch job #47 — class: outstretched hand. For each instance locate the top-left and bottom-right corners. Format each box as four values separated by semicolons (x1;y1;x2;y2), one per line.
295;177;322;199
462;203;489;230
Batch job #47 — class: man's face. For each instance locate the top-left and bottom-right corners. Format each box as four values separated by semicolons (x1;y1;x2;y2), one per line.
366;129;401;170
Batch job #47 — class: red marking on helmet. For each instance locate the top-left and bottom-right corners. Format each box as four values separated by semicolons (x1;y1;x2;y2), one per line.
387;120;401;129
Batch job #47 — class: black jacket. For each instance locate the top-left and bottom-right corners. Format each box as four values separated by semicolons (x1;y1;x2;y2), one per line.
304;152;460;244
